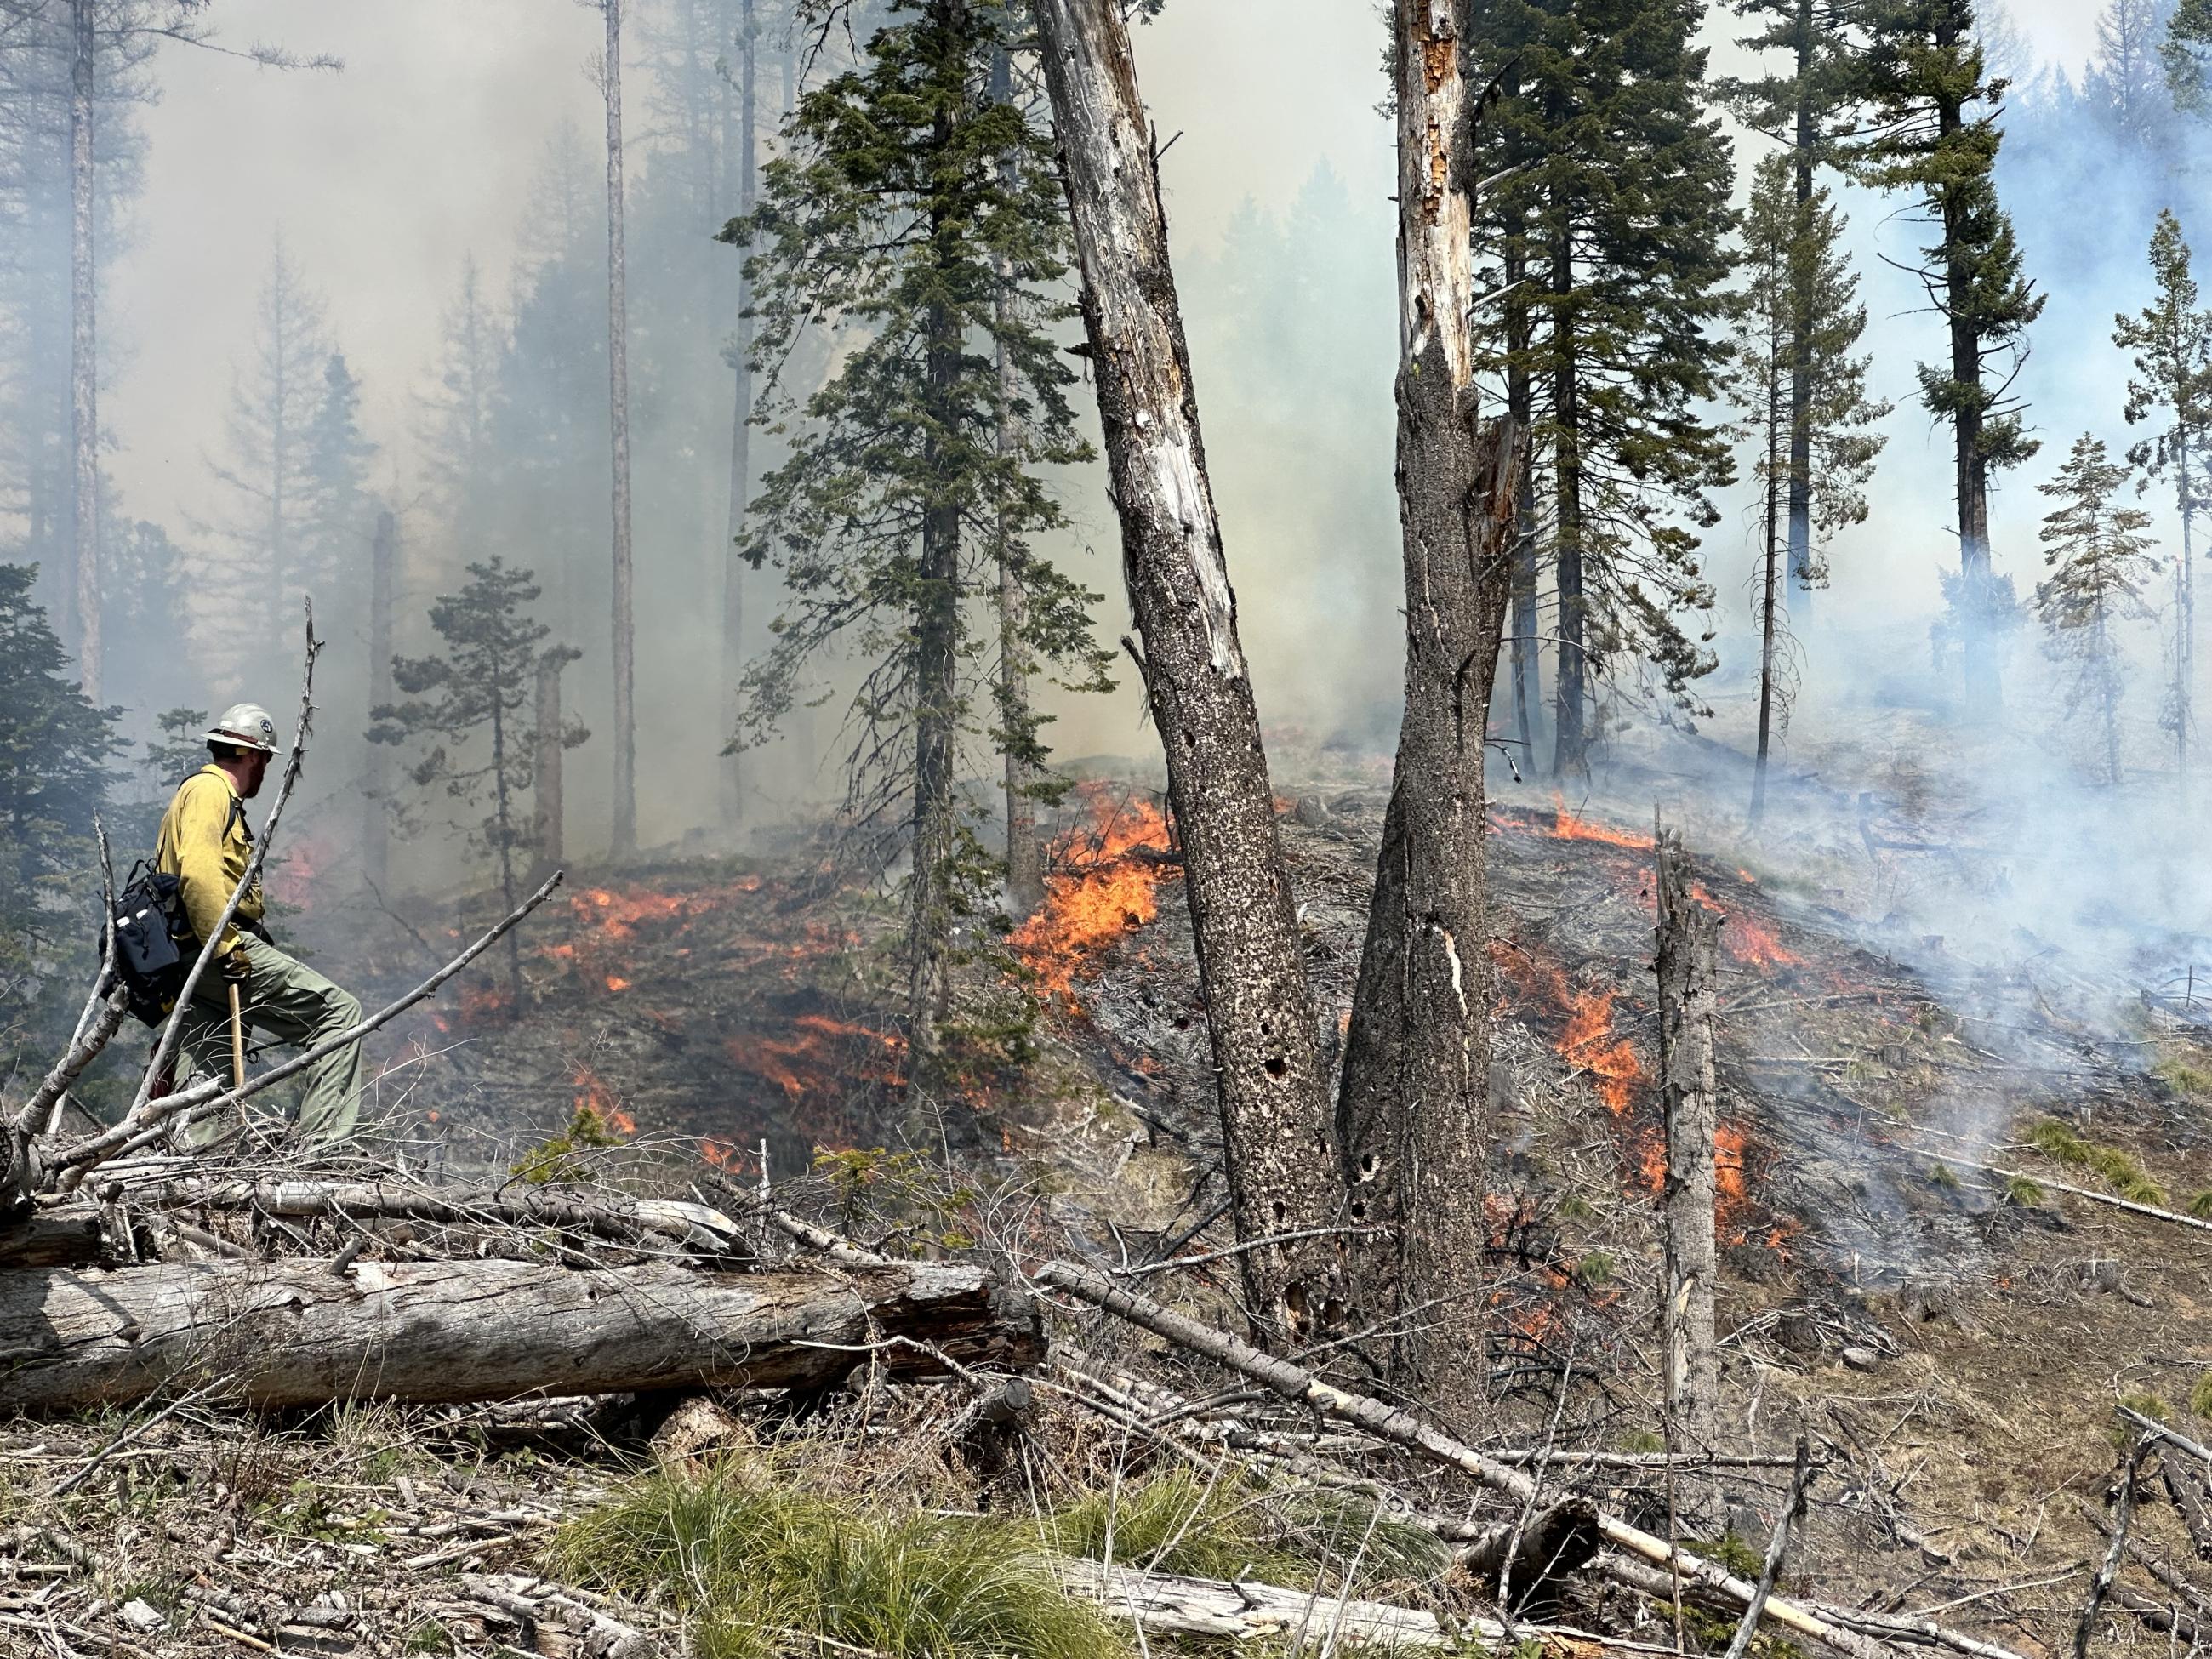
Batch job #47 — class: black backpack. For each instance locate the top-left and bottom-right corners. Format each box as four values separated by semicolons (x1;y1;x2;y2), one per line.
111;861;194;1027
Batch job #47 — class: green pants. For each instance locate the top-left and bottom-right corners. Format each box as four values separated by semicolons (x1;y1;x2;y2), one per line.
176;936;365;1147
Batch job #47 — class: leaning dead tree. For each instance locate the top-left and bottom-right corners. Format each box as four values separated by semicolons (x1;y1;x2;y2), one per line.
1335;0;1520;1384
1034;0;1342;1337
1656;818;1721;1526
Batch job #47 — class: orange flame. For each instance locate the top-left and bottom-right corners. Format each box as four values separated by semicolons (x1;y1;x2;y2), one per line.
1550;793;1655;850
1012;786;1173;1006
723;1013;904;1103
605;975;631;993
572;1063;636;1136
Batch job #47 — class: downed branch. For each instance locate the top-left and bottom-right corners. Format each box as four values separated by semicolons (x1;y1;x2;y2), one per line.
1907;1145;2212;1237
457;1572;666;1659
0;1257;1041;1411
1720;1437;1813;1659
1035;1261;2014;1659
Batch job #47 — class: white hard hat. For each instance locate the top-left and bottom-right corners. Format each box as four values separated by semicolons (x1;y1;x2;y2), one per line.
202;702;279;754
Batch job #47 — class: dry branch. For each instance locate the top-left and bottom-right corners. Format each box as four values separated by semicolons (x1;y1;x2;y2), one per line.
1720;1437;1812;1659
1035;1259;1988;1659
0;1257;1040;1411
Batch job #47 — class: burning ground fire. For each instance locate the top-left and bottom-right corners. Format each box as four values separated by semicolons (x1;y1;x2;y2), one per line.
1012;785;1176;1008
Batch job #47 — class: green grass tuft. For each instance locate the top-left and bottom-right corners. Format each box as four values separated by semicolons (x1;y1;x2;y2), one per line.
2028;1119;2089;1166
2003;1175;2044;1208
1050;1470;1444;1587
2190;1190;2212;1221
2156;1056;2212;1097
1926;1161;1959;1190
558;1468;1127;1659
2192;1373;2212;1421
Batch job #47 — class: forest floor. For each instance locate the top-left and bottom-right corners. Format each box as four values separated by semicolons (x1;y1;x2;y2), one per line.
11;714;2212;1656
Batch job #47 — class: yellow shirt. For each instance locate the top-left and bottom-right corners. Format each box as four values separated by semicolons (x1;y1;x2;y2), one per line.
154;765;264;953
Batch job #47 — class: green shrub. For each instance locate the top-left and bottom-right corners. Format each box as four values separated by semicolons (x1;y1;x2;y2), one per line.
560;1471;1125;1659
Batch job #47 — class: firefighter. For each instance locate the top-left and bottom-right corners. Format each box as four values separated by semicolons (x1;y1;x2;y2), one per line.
155;702;364;1145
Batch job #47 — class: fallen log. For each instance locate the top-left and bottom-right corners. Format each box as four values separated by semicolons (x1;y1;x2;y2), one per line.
0;1257;1040;1411
1035;1260;2007;1659
1057;1559;1626;1656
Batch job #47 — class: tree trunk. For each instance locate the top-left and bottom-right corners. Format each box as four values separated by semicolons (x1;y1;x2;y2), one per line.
1334;0;1518;1383
1753;359;1782;825
534;653;567;882
1548;208;1588;775
1502;168;1542;768
490;693;522;997
2179;433;2194;781
991;42;1045;919
364;510;395;893
1785;0;1816;625
0;1257;1040;1412
905;6;965;1097
605;0;639;857
1656;821;1721;1530
1035;0;1343;1339
68;0;99;699
721;0;757;829
1935;37;1998;710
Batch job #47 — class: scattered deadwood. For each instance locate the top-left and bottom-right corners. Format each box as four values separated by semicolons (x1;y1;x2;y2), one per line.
1720;1437;1813;1659
2078;1440;2149;1659
2166;1453;2212;1560
458;1573;665;1658
1032;0;1343;1338
0;1257;1040;1412
0;1208;102;1269
1906;1145;2212;1237
1035;1258;2023;1659
155;1176;746;1256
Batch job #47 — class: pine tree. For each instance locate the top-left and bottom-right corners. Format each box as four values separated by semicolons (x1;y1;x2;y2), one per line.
2035;435;2158;785
1719;0;1875;627
415;255;507;567
1854;0;2045;708
299;351;378;614
2113;208;2212;776
1729;152;1889;824
197;237;339;682
368;558;588;993
2089;0;2181;149
2164;0;2212;112
1468;0;1737;775
722;0;1109;1082
0;562;119;1007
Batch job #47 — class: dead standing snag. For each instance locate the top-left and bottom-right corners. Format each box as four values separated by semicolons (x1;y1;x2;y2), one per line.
1032;0;1342;1342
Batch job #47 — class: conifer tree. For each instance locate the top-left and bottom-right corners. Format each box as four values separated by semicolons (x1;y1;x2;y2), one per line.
2164;0;2212;112
1855;0;2044;707
1468;0;1737;774
722;0;1109;1081
2090;0;2180;149
2034;435;2158;786
1719;0;1876;625
415;255;506;567
1729;152;1889;824
368;559;588;992
198;237;340;679
2113;208;2212;775
0;562;118;1007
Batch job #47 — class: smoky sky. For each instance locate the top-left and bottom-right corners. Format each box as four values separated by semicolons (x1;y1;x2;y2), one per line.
100;0;2127;790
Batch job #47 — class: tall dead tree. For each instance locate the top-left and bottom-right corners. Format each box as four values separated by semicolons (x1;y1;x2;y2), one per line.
720;0;756;827
1336;0;1520;1384
363;509;396;893
1035;0;1343;1338
601;0;639;856
68;0;98;700
1656;819;1721;1529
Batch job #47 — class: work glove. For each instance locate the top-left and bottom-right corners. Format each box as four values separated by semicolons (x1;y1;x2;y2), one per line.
222;945;252;986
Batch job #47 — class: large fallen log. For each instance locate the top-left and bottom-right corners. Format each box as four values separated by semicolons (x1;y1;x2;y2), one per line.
0;1257;1040;1411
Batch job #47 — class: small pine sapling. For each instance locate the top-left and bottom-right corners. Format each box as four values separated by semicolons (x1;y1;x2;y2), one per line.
2034;435;2160;786
368;557;588;995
